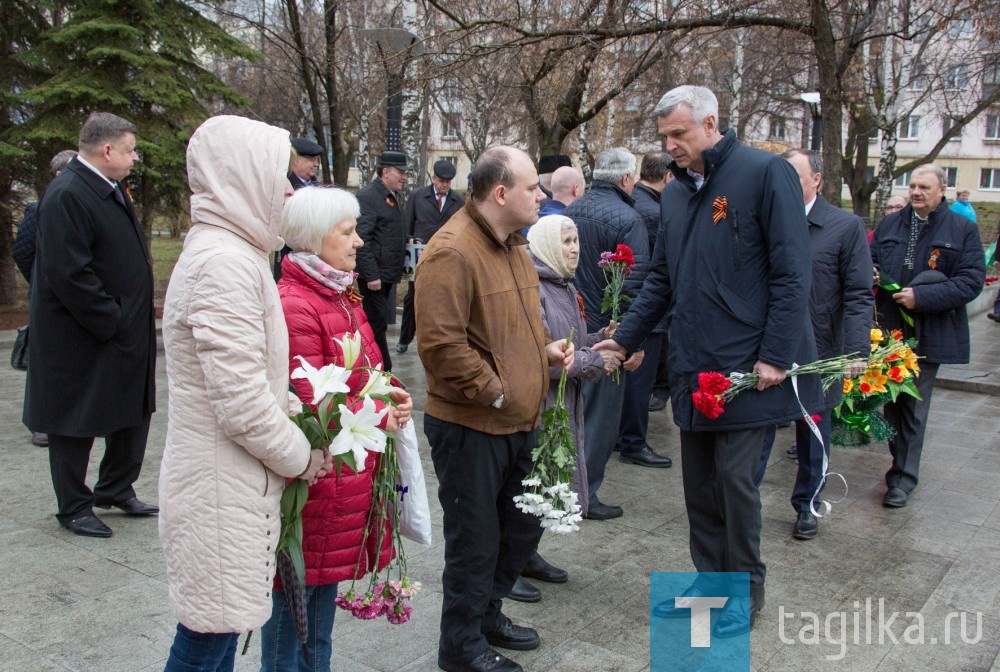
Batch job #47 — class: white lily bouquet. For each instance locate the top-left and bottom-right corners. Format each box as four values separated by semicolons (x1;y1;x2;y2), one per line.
276;332;417;660
513;330;583;534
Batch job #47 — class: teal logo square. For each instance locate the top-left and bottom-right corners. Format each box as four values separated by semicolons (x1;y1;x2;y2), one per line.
650;572;751;672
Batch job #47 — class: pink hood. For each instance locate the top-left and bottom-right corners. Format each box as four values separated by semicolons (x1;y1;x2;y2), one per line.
187;115;290;252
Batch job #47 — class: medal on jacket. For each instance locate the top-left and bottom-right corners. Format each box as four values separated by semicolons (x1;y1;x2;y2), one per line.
345;284;364;303
928;249;940;270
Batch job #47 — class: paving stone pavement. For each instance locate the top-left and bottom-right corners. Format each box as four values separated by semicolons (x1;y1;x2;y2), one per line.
1;317;998;672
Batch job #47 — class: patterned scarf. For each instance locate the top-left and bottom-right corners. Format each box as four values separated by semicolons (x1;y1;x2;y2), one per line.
287;252;358;294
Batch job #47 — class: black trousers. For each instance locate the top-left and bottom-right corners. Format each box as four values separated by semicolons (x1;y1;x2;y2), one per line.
359;282;394;371
618;332;663;453
398;280;416;346
48;416;151;523
425;415;543;664
680;428;766;587
884;362;939;493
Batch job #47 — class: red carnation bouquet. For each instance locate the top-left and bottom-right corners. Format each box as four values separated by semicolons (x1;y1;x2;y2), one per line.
598;244;635;382
691;354;863;419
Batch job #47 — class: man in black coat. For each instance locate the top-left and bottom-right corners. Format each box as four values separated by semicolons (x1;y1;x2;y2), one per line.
871;164;984;508
616;151;673;469
766;149;872;539
356;150;410;371
13;149;77;449
24;112;157;538
563;147;650;521
396;159;464;354
599;86;821;636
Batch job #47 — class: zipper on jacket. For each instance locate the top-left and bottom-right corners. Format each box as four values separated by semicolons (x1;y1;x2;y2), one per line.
731;211;741;271
261;462;269;497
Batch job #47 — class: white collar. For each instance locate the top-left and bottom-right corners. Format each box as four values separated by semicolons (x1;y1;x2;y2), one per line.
75;154;117;189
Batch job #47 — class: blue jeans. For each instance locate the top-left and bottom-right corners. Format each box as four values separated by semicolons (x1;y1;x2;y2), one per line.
163;623;239;672
260;583;338;672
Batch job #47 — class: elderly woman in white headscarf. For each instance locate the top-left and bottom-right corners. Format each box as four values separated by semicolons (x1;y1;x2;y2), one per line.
158;116;332;671
516;214;619;586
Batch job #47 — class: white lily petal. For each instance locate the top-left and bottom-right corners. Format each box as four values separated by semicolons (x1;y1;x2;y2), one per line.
328;398;389;472
333;331;363;369
358;363;394;398
291;355;351;405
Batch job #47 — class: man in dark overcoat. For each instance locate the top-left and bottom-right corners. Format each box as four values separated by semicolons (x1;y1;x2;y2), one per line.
356;150;409;371
24;112;157;538
598;86;822;636
273;137;325;279
769;149;872;539
396;158;464;354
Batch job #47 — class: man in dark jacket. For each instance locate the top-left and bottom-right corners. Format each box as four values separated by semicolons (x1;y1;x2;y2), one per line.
356;150;410;371
415;146;576;672
396;159;464;354
598;86;821;636
563;147;650;520
273;137;325;279
616;151;673;469
13;149;77;448
871;164;984;508
770;149;872;539
24;112;157;538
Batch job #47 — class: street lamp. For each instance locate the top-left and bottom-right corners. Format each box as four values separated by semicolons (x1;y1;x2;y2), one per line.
359;28;425;153
800;92;822;152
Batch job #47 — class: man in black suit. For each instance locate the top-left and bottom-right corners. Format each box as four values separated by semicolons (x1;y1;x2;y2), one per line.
770;149;872;539
396;159;464;354
356;150;410;371
24;111;157;538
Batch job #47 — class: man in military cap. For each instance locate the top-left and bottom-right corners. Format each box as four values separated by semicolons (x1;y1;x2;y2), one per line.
273;137;325;279
397;159;465;354
288;137;324;189
356;150;410;370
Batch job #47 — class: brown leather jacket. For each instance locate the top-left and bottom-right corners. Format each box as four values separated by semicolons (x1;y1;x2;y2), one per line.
414;198;549;435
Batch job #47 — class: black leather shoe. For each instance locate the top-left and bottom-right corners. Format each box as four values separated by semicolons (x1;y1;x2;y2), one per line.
60;514;112;538
883;487;908;508
793;511;818;540
438;648;523;672
396;342;409;353
506;577;540;603
94;497;159;516
712;590;764;639
484;616;540;651
522;551;568;583
648;395;668;412
619;445;672;468
987;312;1000;323
31;432;49;447
652;583;721;618
584;499;623;520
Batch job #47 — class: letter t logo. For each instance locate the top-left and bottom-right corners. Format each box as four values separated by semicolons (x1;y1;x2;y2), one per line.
676;596;729;647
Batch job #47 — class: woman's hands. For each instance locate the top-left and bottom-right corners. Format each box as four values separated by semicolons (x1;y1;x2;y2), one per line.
299;448;334;485
384;388;413;433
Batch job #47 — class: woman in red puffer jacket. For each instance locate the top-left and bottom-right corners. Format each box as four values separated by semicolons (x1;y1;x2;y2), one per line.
261;186;412;672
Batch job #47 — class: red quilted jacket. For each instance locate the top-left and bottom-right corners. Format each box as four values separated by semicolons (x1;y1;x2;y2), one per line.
277;257;393;587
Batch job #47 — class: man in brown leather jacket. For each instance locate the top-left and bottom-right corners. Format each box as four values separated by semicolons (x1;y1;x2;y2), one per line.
415;147;579;672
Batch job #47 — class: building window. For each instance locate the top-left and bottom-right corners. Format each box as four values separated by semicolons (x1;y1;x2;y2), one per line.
442;113;461;139
944;65;968;91
440;155;457;167
943;166;958;188
986;114;1000;140
899;115;921;139
907;71;928;91
948;19;973;39
894;170;912;188
942;116;962;140
981;168;1000;190
769;116;787;141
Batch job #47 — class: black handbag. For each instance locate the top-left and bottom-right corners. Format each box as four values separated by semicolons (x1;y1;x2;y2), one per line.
10;325;28;371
